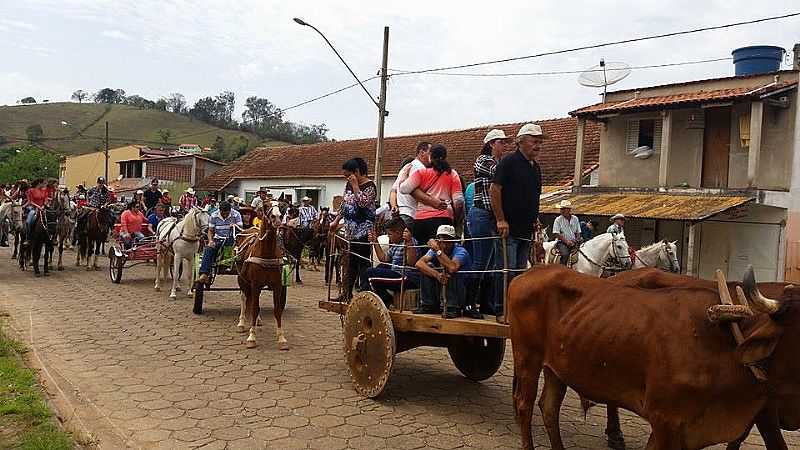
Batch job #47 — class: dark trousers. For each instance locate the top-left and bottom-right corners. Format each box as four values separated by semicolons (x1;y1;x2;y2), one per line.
412;217;453;244
362;265;419;305
199;237;232;274
344;237;371;298
556;241;573;266
420;273;467;313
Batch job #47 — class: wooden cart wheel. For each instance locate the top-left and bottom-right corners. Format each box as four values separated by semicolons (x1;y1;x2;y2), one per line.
448;336;506;381
193;282;205;315
108;249;124;284
343;291;395;398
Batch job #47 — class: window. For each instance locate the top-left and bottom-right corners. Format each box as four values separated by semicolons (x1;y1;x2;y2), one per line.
626;118;662;153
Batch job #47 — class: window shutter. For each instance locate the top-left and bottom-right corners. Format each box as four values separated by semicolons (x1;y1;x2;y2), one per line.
653;118;662;153
625;120;640;152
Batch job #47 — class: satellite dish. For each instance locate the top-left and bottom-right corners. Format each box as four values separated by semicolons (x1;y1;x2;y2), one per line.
578;59;631;101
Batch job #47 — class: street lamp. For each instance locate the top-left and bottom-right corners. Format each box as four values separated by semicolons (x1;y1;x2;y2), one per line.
62;119;110;181
293;18;390;201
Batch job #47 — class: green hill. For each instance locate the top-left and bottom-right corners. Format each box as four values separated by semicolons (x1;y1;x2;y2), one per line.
0;102;285;156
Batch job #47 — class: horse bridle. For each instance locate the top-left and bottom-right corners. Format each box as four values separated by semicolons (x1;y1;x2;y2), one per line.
577;232;631;270
632;241;677;272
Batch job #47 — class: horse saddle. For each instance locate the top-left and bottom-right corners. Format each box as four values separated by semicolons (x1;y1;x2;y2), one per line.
547;246;579;266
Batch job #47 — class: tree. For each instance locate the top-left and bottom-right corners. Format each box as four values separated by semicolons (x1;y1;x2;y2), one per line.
0;145;60;184
166;93;187;114
94;88;125;104
124;94;155;109
157;129;173;144
19;97;36;104
25;124;44;143
189;97;217;123
154;98;168;111
215;91;235;127
242;96;283;133
71;90;88;103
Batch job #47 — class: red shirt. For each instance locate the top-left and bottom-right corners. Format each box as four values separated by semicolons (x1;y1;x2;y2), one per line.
77;199;87;208
27;187;48;208
120;209;146;234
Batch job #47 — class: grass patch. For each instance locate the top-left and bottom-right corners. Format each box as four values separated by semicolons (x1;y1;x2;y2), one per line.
0;323;75;450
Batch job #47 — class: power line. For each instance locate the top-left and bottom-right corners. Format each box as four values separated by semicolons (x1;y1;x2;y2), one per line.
282;76;380;111
393;12;800;75
389;57;733;78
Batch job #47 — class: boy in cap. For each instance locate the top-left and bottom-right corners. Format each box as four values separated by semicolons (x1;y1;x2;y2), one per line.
414;224;477;319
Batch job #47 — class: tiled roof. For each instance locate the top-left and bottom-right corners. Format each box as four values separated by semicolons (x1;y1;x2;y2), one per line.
118;154;225;165
571;81;797;117
540;191;753;221
195;117;599;191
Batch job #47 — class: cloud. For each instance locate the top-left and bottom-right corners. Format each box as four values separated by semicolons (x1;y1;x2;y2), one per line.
0;19;35;31
101;29;132;41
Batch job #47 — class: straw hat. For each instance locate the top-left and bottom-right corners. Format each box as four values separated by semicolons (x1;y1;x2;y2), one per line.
558;200;572;209
483;129;509;144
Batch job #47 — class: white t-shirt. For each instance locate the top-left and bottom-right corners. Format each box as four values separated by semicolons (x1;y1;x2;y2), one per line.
553;215;581;241
391;158;425;218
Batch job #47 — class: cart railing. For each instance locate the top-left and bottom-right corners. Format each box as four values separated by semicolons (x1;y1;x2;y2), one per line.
326;233;534;324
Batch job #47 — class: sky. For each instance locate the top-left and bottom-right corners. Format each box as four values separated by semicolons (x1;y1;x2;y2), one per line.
1;0;798;140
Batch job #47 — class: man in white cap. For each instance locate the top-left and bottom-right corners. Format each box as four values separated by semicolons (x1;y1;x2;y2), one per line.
389;141;432;230
607;213;626;235
298;195;319;230
414;224;477;319
179;187;197;212
552;200;582;266
488;123;545;315
250;188;272;210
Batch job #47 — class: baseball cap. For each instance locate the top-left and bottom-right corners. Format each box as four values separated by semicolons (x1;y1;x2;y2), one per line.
435;224;457;238
483;129;509;144
517;123;548;139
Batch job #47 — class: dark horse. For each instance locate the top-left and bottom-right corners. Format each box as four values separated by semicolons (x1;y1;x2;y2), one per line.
237;207;288;350
77;207;112;270
280;225;315;284
19;207;57;277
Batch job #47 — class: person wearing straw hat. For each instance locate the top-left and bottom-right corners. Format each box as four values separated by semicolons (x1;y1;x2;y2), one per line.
298;195;319;230
179;187;198;212
607;213;626;235
251;188;273;209
414;224;476;319
489;123;545;314
552;200;582;266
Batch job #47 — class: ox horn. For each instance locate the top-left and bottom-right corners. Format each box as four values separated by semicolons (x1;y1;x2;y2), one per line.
742;265;781;314
707;303;753;323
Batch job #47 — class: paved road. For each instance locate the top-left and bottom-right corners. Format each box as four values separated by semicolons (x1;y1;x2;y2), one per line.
0;247;795;449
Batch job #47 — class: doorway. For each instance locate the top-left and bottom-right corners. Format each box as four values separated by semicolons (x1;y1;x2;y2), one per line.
701;107;731;188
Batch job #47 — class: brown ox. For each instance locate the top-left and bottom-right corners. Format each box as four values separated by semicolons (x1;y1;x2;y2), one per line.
509;265;800;450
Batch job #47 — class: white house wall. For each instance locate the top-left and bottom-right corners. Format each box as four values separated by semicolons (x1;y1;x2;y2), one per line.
229;178;396;208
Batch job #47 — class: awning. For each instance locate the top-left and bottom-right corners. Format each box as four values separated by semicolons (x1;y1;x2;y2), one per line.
540;192;754;221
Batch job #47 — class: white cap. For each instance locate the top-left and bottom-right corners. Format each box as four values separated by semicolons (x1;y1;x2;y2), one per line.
186;187;195;194
435;224;457;238
136;189;144;194
610;213;625;221
483;129;509;144
517;123;547;139
58;185;66;190
162;189;169;193
226;194;235;200
302;196;311;201
558;200;572;209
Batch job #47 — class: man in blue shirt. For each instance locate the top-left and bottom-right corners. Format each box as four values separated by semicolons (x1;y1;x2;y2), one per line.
147;204;166;230
414;225;477;319
196;201;243;284
362;218;420;306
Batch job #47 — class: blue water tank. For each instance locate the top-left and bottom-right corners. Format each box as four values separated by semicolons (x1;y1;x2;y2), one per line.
732;46;784;76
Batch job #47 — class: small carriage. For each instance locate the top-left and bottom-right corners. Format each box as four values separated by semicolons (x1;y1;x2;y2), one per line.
192;206;292;315
108;223;159;283
319;235;512;398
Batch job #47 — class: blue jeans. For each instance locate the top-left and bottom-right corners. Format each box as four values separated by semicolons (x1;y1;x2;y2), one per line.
467;207;498;310
121;231;145;248
199;237;232;274
26;208;37;234
420;272;467;312
362;265;419;305
493;237;531;314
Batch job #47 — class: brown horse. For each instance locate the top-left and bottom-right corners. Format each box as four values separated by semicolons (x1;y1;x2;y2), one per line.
77;206;111;270
236;206;288;350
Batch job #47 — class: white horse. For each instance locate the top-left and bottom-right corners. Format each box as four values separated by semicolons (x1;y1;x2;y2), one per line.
632;240;680;273
542;232;631;277
155;207;210;298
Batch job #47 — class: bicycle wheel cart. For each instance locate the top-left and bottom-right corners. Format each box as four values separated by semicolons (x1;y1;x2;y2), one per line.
108;224;159;284
319;236;511;398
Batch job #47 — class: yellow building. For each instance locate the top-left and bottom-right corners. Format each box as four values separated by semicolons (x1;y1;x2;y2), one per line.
60;145;142;188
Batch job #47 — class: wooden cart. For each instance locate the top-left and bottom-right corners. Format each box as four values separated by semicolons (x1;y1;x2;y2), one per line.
319;291;509;398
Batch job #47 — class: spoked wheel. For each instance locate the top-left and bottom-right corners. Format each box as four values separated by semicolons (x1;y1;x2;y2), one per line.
343;291;395;398
193;281;205;314
448;336;506;381
108;249;125;283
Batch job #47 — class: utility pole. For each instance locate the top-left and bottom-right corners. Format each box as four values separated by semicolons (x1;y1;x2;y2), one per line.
373;26;389;202
104;121;109;181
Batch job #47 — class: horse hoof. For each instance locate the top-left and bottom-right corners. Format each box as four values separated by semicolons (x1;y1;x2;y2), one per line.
169;293;177;299
187;291;193;298
278;341;290;351
237;325;246;333
85;266;92;272
245;340;257;349
154;287;161;292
